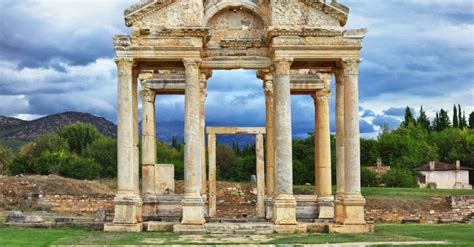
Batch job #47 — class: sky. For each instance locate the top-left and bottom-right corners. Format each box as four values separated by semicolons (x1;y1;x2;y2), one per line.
0;0;473;138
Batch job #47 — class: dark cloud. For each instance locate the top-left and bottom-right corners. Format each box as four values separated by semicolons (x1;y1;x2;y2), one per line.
373;115;402;130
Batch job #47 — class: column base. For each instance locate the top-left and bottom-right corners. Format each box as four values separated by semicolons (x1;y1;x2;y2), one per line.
273;194;297;225
142;194;158;220
334;195;345;224
317;195;334;219
104;223;143;232
341;194;366;225
111;194;142;225
181;195;205;225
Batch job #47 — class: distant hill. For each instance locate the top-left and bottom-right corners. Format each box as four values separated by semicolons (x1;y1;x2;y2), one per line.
0;112;261;151
0;112;117;142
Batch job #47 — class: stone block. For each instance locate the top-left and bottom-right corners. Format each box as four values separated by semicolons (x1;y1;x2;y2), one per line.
173;224;207;234
295;195;317;220
306;223;329;233
24;215;45;223
156;164;175;194
327;223;374;233
181;196;205;225
104;223;143;232
6;211;24;223
111;195;142;225
145;221;175;232
273;195;297;225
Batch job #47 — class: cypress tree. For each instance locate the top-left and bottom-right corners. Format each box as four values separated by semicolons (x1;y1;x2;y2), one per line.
402;106;416;127
469;112;474;129
461;111;468;129
432;112;439;131
438;109;451;131
417;106;430;131
458;105;463;128
453;105;458;128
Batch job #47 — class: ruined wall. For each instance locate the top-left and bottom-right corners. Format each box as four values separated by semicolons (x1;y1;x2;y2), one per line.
365;196;474;224
40;194;114;214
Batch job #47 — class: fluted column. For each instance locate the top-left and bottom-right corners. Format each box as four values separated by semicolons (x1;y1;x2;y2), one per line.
105;57;142;232
341;58;366;225
334;68;346;223
141;88;157;196
314;82;334;219
256;133;266;217
263;76;275;196
181;58;205;225
199;73;208;196
272;58;297;225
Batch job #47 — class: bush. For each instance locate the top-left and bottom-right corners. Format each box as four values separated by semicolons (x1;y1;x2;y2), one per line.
8;155;30;175
0;145;13;174
382;168;418;188
61;157;101;180
361;168;378;187
58;123;101;154
83;136;117;178
29;134;69;158
34;151;74;175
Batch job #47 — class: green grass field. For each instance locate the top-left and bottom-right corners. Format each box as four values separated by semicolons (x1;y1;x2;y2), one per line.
0;224;473;246
293;185;474;200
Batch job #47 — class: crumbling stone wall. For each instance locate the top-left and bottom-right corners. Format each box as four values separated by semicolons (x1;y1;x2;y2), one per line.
40;194;114;214
366;196;474;223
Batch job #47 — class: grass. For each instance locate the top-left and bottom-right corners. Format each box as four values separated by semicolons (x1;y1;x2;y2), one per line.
293;185;474;200
0;224;473;246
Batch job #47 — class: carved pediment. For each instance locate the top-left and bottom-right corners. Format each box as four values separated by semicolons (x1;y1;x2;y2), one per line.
207;8;266;48
125;0;204;28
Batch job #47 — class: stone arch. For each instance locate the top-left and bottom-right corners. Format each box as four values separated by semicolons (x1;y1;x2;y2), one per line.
205;1;267;26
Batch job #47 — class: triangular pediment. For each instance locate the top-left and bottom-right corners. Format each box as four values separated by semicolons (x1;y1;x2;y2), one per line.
124;0;178;27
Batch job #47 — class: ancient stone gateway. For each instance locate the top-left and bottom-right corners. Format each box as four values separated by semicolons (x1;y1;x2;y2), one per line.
105;0;371;233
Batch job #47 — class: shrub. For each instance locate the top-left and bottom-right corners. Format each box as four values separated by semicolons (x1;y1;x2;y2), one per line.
61;157;101;180
29;134;69;158
382;168;418;188
0;145;13;174
34;151;74;175
8;155;30;175
361;168;378;187
83;136;117;178
58;123;101;154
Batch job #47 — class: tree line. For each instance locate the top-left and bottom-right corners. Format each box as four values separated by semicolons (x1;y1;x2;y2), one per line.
0;105;473;188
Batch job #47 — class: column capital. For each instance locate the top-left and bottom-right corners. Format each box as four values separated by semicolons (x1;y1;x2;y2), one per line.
183;58;202;72
316;72;332;88
115;57;134;76
334;68;345;85
273;58;293;76
141;89;156;103
313;89;332;105
138;70;154;88
341;58;361;76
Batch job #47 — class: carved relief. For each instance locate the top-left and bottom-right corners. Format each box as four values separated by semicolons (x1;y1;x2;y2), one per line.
134;0;203;28
115;58;134;76
141;89;156;103
273;58;293;76
207;9;266;48
307;8;341;31
271;0;305;26
342;58;360;76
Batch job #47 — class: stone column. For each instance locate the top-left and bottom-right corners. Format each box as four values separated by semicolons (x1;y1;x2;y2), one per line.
140;85;157;218
256;133;266;218
263;77;275;196
208;133;217;217
181;58;205;225
334;69;346;223
341;58;366;225
314;81;334;219
105;57;142;232
272;58;297;225
199;73;207;196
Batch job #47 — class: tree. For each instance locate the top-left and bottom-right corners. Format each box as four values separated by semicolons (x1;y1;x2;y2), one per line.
461;111;468;129
382;168;418;188
469;112;474;129
402;106;416;127
416;106;431;131
83;136;117;178
458;105;463;128
437;109;451;131
453;105;458;128
361;168;378;187
57;123;101;154
0;145;13;174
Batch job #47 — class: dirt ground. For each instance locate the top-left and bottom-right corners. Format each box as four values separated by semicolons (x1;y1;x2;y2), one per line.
0;176;452;217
